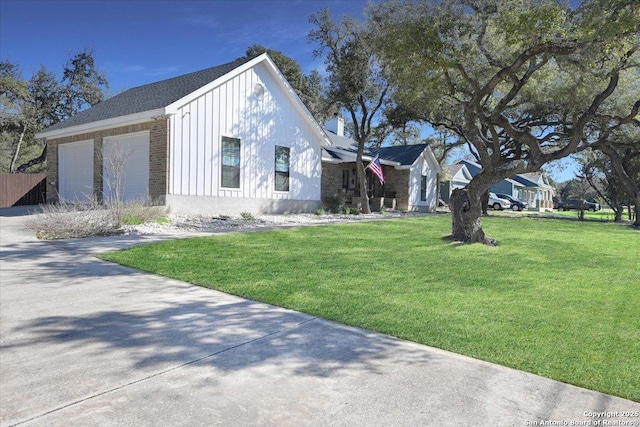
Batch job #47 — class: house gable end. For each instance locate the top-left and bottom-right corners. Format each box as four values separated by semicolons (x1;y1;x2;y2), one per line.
457;159;482;177
168;55;326;205
165;53;329;146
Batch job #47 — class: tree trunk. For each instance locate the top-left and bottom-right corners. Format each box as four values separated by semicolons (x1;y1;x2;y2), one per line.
10;126;27;173
356;160;370;214
633;193;640;228
16;145;47;173
481;190;489;215
598;143;640;227
614;207;623;222
354;135;371;214
450;188;496;245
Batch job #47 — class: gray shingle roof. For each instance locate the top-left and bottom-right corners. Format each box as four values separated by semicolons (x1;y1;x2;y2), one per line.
324;148;344;160
370;144;429;166
325;131;359;151
43;56;253;133
325;130;429;166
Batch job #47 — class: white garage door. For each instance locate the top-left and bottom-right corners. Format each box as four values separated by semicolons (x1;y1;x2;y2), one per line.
58;140;94;203
103;132;149;202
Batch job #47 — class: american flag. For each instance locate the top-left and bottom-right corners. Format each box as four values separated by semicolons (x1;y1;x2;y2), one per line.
367;156;385;185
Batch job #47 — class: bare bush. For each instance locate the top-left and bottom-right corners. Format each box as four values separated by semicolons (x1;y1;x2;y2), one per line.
24;202;121;239
25;200;170;240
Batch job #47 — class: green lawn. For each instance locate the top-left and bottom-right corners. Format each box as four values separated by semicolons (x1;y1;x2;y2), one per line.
100;215;640;402
549;208;635;222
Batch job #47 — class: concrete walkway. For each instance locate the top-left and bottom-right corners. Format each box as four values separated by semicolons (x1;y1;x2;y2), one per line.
1;207;638;426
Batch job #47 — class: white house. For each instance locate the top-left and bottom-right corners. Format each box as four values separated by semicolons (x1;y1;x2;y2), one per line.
439;163;472;203
321;117;442;212
513;172;555;210
37;54;329;215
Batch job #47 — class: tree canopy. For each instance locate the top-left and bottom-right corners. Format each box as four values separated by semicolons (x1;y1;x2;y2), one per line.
368;0;640;242
309;7;392;213
0;49;109;173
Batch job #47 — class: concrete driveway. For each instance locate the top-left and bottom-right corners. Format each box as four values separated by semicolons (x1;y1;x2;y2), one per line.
1;207;638;427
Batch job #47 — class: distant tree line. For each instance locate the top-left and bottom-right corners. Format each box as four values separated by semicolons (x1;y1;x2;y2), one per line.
0;49;109;173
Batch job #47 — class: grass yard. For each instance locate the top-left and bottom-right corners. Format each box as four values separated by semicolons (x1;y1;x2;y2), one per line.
550;208;636;222
100;215;640;402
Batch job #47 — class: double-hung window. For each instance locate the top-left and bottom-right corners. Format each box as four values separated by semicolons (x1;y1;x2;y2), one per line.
274;146;290;192
420;175;427;201
221;137;240;188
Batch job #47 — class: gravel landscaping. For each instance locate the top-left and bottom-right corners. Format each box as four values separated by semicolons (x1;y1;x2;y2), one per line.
123;211;435;235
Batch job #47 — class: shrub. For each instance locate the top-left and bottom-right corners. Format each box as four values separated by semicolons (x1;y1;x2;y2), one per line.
118;201;170;225
240;211;255;221
25;201;170;240
341;206;360;215
314;208;327;216
322;195;342;213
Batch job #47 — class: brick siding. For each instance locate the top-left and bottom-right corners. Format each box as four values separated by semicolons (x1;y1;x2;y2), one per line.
384;168;410;211
321;161;411;211
149;118;169;203
46;118;169;204
321;163;346;200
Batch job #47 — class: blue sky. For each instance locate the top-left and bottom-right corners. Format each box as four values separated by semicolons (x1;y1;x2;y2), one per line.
1;0;581;91
1;0;580;181
1;0;367;93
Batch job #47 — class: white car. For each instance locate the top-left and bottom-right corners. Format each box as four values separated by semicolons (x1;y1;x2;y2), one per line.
489;192;511;210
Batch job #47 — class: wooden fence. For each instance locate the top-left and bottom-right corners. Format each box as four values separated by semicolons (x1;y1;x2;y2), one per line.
0;173;47;207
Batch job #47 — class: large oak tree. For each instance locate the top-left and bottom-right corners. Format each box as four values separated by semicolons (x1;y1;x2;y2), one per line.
310;8;391;214
592;125;640;226
368;0;639;243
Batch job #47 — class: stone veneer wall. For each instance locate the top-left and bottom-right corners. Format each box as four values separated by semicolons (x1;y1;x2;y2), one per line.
321;162;412;211
321;163;348;200
384;168;410;211
46;118;169;204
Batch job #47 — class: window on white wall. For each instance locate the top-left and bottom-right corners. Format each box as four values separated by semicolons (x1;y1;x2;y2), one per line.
221;136;240;188
421;175;427;201
275;146;290;192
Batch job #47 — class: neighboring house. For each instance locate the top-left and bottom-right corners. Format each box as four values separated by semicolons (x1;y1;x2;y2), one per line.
321;117;442;212
451;159;555;211
439;163;472;203
488;177;526;201
36;54;328;215
513;172;555;210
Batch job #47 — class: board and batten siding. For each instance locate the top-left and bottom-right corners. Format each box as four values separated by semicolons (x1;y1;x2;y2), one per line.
168;62;322;205
408;151;439;212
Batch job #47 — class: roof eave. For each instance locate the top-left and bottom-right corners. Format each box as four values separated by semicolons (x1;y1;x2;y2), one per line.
35;108;166;140
401;145;443;173
514;175;539;187
505;178;523;186
325;147;401;166
164;55;267;114
425;146;443;174
165;53;332;147
321;157;344;164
